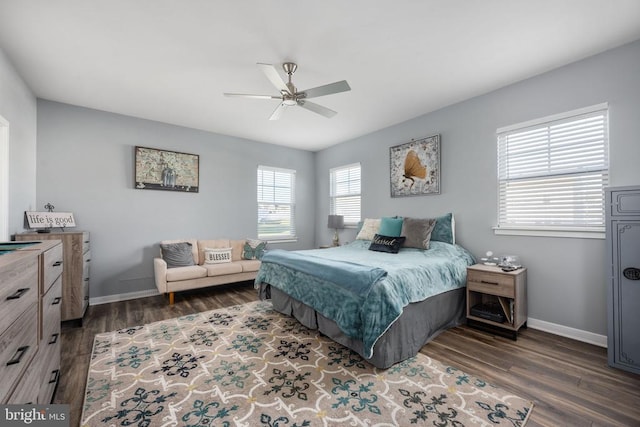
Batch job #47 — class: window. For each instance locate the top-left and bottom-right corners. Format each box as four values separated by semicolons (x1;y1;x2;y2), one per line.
496;103;609;238
330;163;361;226
257;165;296;241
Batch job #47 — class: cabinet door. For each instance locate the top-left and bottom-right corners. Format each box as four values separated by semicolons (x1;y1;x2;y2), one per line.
611;220;640;373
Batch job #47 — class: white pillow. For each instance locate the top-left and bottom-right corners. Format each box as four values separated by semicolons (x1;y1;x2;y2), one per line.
356;218;381;241
204;247;232;264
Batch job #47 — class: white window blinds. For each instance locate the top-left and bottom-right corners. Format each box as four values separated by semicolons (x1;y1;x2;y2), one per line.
330;163;361;226
257;166;296;240
497;103;609;233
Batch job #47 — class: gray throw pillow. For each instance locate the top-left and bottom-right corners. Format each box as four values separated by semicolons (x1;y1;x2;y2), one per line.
401;217;436;249
161;242;195;268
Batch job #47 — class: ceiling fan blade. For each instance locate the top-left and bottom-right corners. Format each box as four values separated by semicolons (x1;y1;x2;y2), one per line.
224;92;281;100
301;80;351;99
258;63;289;93
269;102;287;121
297;100;337;118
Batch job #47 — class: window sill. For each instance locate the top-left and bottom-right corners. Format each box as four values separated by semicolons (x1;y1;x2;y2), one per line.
263;238;298;244
493;226;605;239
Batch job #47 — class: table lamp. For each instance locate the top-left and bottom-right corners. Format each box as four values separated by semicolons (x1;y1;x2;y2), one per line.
327;214;344;246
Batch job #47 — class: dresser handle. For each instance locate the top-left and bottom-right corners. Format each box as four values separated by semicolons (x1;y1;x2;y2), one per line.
48;369;60;384
6;346;29;366
6;288;29;300
49;333;59;345
52;261;63;267
52;297;62;305
480;280;499;286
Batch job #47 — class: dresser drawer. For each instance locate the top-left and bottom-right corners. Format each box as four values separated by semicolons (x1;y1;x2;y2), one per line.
6;354;41;404
42;243;63;294
82;232;90;254
42;276;62;343
38;330;61;404
0;255;38;333
0;304;38;403
467;269;515;298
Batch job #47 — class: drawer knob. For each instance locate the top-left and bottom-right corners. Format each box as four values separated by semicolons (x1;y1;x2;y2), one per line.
49;369;60;384
52;297;62;305
6;346;29;366
49;333;59;345
6;288;29;300
52;261;63;267
623;267;640;280
480;280;500;286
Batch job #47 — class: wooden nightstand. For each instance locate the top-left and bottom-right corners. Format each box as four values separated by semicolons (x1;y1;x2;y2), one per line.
466;264;527;339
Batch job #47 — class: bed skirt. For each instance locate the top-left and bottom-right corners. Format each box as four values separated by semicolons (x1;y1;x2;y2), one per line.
258;283;466;369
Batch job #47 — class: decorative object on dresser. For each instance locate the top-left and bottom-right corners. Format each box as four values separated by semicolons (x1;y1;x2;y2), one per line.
390;134;440;197
16;231;90;323
466;264;527;340
605;185;640;374
0;240;62;404
327;214;344;246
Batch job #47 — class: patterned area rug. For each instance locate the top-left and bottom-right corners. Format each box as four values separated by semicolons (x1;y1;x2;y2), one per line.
82;300;533;426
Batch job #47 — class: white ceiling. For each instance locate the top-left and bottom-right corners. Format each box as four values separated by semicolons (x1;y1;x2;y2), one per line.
1;1;639;151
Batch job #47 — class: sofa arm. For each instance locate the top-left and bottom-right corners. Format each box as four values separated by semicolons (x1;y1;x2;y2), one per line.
154;257;168;294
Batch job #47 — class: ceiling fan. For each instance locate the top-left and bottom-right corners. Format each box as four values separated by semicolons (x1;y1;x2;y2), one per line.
224;62;351;120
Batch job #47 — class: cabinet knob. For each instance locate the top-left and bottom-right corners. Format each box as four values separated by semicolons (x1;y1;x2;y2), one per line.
52;297;62;305
6;346;29;366
623;267;640;280
52;261;63;267
6;288;29;300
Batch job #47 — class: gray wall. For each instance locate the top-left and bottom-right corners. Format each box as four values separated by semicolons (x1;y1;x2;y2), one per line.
0;49;37;237
36;101;316;298
315;39;640;338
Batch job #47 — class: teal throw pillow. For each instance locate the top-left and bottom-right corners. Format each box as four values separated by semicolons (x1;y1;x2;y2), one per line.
379;216;404;237
243;239;267;260
431;213;455;244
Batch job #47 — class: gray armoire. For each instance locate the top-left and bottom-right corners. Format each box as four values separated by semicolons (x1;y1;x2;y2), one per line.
605;186;640;374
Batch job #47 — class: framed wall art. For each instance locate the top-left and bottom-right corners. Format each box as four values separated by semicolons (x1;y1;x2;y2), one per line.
135;146;199;192
390;134;440;197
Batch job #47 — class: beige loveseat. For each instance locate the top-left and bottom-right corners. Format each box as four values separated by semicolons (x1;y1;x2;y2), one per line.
154;239;261;304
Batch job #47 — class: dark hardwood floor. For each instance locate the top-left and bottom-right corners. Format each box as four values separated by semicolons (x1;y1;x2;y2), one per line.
56;283;640;427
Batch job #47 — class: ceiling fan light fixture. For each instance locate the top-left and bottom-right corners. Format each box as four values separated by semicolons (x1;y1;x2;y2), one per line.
283;99;297;106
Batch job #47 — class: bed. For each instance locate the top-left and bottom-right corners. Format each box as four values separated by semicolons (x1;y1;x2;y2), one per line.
255;216;475;368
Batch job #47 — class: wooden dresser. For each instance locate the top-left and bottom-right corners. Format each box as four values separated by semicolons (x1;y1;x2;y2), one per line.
0;240;63;403
17;231;90;322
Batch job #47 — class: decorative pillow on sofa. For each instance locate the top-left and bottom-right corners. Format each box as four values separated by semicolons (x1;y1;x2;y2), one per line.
204;247;232;264
368;234;406;254
431;212;455;244
243;239;267;260
355;218;381;241
379;216;404;237
160;242;195;268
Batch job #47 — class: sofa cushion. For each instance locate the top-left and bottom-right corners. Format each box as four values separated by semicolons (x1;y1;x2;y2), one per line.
204;262;243;277
161;239;199;266
160;242;196;268
197;239;230;265
236;259;261;273
166;265;207;281
230;240;246;261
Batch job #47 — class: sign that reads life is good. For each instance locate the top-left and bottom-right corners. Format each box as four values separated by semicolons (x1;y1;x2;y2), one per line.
26;211;76;229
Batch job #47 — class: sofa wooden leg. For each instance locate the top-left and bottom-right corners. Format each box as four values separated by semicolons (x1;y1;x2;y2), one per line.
169;292;174;305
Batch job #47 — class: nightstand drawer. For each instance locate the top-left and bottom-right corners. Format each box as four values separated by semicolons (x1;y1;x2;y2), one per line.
467;270;515;298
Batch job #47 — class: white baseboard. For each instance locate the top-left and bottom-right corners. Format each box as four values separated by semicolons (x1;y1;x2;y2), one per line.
90;289;160;306
528;317;607;348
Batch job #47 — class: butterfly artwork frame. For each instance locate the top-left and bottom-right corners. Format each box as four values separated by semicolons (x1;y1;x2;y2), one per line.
389;134;440;197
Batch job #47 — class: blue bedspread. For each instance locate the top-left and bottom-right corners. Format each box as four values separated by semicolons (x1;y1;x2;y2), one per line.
255;240;475;359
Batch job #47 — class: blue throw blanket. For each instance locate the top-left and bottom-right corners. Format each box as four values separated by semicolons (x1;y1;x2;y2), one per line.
261;249;387;296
